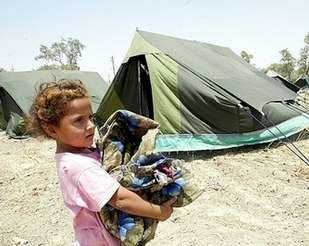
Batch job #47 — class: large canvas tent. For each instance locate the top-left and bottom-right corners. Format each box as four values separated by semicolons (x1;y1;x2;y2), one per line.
0;70;109;138
96;30;309;151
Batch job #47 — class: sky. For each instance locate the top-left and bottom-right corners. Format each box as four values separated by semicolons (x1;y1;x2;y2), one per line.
1;0;308;81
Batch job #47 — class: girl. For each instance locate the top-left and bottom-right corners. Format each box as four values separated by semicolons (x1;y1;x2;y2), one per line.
28;79;176;246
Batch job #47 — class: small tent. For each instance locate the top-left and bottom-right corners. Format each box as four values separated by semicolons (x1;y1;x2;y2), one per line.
96;30;309;151
295;76;309;90
0;70;109;138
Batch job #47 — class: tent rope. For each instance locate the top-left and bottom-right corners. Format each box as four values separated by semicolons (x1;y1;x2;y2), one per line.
239;104;309;167
283;102;309;120
264;114;309;165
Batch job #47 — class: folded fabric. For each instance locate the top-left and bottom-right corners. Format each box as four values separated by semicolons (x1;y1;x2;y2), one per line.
96;110;203;246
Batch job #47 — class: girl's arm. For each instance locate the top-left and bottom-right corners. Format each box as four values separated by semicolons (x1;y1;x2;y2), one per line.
108;185;176;221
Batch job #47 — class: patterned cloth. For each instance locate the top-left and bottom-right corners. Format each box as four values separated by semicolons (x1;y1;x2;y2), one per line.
96;110;203;246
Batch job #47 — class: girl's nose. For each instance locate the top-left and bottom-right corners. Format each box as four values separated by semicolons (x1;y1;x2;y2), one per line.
87;118;95;130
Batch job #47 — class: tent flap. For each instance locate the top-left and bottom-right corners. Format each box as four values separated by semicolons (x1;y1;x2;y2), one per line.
155;114;309;152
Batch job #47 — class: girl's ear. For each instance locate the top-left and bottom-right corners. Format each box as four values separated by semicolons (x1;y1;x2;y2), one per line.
43;124;58;139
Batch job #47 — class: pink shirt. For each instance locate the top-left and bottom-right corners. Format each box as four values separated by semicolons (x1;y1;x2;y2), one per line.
55;150;120;246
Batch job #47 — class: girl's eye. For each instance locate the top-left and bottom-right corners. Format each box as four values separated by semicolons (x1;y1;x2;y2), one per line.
89;114;94;122
75;117;83;122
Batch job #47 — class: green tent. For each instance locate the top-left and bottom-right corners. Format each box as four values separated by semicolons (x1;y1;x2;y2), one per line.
295;76;309;90
0;70;109;138
96;30;309;151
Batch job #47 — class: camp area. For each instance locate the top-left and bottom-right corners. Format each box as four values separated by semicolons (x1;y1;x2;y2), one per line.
1;31;309;152
0;56;309;245
1;2;309;243
1;30;309;246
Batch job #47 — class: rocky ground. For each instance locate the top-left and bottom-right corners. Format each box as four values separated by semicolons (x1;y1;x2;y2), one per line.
0;129;309;246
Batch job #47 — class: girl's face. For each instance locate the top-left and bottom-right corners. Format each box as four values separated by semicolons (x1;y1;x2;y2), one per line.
51;97;95;153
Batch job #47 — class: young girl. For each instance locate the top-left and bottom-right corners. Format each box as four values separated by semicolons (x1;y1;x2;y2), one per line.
28;79;176;246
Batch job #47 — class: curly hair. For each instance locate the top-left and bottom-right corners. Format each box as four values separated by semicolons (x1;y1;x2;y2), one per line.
27;79;89;138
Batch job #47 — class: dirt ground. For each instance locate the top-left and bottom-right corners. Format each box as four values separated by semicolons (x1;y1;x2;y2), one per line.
0;130;309;246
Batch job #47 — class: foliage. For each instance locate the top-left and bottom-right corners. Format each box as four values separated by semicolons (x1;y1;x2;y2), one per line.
267;33;309;82
297;33;309;77
240;50;253;64
36;64;60;71
258;67;268;73
267;49;297;81
279;48;296;80
268;63;283;74
0;67;6;72
35;37;85;70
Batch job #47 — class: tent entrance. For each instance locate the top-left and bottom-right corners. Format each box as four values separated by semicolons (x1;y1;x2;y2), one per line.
110;55;154;119
0;87;23;129
137;56;154;119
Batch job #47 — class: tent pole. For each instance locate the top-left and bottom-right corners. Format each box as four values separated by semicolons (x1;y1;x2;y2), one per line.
137;59;142;115
239;103;309;167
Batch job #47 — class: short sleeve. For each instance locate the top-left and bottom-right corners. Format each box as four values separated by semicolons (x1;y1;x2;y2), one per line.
77;166;120;212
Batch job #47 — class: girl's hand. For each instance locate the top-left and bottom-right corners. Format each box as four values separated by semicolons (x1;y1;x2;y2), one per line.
158;197;177;221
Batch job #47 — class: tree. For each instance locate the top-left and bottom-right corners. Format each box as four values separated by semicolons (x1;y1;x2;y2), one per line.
0;67;6;72
297;32;309;77
240;50;253;64
35;37;85;70
268;49;296;81
267;63;283;74
36;64;60;71
279;48;296;80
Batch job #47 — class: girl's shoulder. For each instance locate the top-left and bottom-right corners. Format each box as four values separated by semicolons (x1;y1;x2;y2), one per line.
55;148;100;161
55;150;101;175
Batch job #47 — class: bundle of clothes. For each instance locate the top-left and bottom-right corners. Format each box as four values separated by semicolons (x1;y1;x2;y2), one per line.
96;110;203;246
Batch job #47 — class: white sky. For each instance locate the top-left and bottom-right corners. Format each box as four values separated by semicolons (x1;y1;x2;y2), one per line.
1;0;308;81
